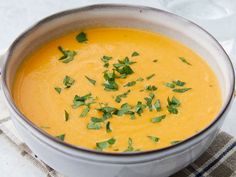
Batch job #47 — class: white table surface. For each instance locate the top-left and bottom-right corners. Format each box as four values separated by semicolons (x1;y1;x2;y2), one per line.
0;1;236;177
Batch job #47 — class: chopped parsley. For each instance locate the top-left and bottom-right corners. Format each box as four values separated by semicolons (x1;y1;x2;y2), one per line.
116;103;134;119
115;90;131;103
167;96;181;114
87;122;102;130
76;32;87;43
144;93;155;111
101;55;112;68
54;87;61;94
145;85;157;91
173;80;185;86
80;106;90;117
136;77;144;82
171;140;181;145
72;93;93;109
96;137;116;151
106;121;112;133
124;81;136;87
124;138;139;152
154;99;161;111
91;117;104;123
56;134;65;141
103;70;118;91
64;110;69;121
164;82;175;88
58;46;77;63
147;136;159;143
173;88;191;93
85;76;96;86
97;105;118;120
113;57;136;77
179;57;191;65
134;101;146;116
63;75;75;88
131;51;139;57
146;73;155;80
151;115;166;123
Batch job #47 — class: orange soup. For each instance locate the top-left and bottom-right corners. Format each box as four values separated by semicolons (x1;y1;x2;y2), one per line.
13;27;222;152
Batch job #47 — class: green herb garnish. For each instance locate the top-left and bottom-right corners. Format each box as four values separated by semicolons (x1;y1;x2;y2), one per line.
136;77;144;82
154;99;161;111
76;32;87;43
131;51;139;57
147;136;159;143
72;93;93;109
54;87;62;94
173;88;191;93
58;46;77;63
173;80;185;86
101;56;112;68
124;81;136;87
103;70;118;91
164;82;175;88
116;103;134;118
124;138;140;152
151;115;166;123
171;140;181;145
134;101;146;116
64;110;69;121
96;137;116;151
97;105;118;120
145;85;157;91
167;96;181;114
179;57;191;65
115;90;131;103
63;75;75;88
87;122;102;130
106;121;112;133
144;93;155;111
56;134;65;141
113;57;136;77
85;76;96;86
80;106;90;117
91;117;104;123
146;73;155;80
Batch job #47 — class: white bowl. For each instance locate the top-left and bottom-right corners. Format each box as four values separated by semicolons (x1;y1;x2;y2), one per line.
0;4;235;177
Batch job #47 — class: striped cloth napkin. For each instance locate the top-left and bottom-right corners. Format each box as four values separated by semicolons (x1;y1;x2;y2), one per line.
0;90;236;177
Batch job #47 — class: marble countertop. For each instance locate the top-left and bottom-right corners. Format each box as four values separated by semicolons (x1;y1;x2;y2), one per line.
0;1;236;176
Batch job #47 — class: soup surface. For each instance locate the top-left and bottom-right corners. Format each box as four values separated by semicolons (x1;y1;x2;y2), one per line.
13;27;222;152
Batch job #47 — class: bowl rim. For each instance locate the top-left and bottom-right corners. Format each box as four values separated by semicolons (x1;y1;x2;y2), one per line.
1;4;235;157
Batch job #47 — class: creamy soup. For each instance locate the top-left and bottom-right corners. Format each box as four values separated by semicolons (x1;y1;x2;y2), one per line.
13;27;222;152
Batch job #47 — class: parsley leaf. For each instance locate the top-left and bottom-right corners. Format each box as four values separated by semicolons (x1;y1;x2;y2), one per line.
58;46;77;63
80;106;90;117
63;75;75;88
103;70;118;91
72;93;93;109
87;122;102;130
136;77;144;82
64;110;69;121
134;101;146;116
76;32;87;43
145;85;157;91
167;96;181;114
115;90;130;103
54;87;61;94
146;73;155;80
179;57;191;65
173;88;191;93
154;99;161;111
164;82;175;88
101;56;112;68
144;93;155;111
97;106;118;120
124;138;140;152
106;121;112;133
96;137;116;151
56;134;65;141
124;81;136;87
147;136;159;143
173;80;185;86
116;103;133;116
91;117;104;123
151;115;166;123
113;57;136;77
131;51;139;57
85;76;96;86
